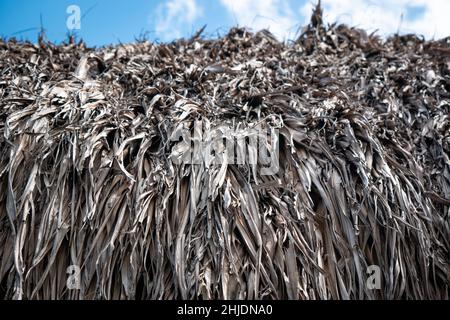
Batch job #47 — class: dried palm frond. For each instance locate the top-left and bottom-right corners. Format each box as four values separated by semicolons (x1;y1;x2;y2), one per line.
0;6;449;300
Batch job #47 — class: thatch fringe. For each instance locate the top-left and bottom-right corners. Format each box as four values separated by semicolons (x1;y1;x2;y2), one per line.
0;6;449;299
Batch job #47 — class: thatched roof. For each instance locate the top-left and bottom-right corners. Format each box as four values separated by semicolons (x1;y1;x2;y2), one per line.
0;5;449;299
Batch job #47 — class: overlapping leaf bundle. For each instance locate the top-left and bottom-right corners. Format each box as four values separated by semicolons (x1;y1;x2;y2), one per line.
0;6;449;299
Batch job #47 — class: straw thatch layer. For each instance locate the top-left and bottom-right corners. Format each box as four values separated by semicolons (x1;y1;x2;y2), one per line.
0;7;449;299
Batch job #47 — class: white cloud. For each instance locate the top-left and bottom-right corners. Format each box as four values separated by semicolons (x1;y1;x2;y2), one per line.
151;0;449;42
219;0;299;40
154;0;203;41
300;0;450;39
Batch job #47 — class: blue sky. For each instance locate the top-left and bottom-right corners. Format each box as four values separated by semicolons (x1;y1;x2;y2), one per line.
0;0;234;45
0;0;448;46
